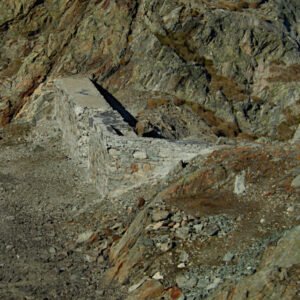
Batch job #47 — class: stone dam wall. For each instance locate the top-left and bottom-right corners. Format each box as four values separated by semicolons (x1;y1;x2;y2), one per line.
53;77;217;197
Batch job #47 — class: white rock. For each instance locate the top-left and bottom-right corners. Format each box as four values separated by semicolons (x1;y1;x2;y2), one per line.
157;241;172;252
193;224;203;233
179;251;189;263
173;223;180;229
133;151;147;159
152;210;169;222
223;252;234;262
291;124;300;143
291;175;300;188
152;272;164;280
74;105;84;117
76;230;94;243
152;221;164;230
234;171;246;194
128;278;146;292
49;247;56;254
0;102;9;110
177;263;185;269
207;278;221;290
84;254;96;263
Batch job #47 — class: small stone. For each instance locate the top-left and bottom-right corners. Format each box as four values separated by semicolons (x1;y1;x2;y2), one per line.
137;237;154;247
193;224;203;233
128;278;146;292
176;227;190;239
176;274;197;289
108;148;117;156
177;263;185;269
179;251;189;263
71;274;82;281
96;290;105;296
76;230;95;243
205;224;220;236
234;171;246;194
173;223;180;229
287;206;294;212
291;175;300;188
157;241;173;252
152;272;164;280
152;210;170;222
97;255;105;263
49;247;56;254
207;278;221;290
84;254;97;263
133;151;147;159
74;105;85;117
223;252;234;262
260;218;265;224
152;221;164;230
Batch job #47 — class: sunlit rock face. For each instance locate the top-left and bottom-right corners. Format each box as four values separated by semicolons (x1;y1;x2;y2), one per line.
0;0;299;140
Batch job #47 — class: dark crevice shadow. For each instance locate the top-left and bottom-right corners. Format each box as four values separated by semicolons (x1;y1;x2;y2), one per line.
92;80;137;128
91;80;165;139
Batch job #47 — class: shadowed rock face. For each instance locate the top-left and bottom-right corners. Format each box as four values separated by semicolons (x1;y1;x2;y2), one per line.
0;0;299;141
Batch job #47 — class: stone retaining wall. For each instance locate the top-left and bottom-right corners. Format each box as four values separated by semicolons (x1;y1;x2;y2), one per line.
54;77;217;197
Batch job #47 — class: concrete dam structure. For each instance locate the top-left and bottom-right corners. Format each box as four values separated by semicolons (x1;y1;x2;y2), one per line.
54;77;217;197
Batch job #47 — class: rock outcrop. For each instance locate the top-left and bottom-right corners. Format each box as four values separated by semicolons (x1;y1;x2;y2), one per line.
0;0;299;142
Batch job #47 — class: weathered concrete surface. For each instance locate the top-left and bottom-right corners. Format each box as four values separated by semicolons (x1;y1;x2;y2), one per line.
55;77;111;110
54;77;218;197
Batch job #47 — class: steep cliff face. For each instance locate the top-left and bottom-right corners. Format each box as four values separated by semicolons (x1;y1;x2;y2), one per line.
0;0;299;141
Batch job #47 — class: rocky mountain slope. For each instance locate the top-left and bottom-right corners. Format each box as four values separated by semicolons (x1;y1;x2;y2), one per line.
0;0;299;141
0;0;299;299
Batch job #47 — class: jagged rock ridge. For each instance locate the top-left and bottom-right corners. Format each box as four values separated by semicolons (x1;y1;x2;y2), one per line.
0;0;299;142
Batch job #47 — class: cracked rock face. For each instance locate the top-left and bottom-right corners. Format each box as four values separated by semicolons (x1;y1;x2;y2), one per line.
0;0;299;142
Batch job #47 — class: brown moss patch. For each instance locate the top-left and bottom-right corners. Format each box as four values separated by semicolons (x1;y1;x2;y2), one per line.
155;32;248;102
275;105;300;141
0;100;12;126
212;121;240;138
185;101;240;137
147;98;169;109
188;102;222;126
217;0;249;12
277;122;296;141
237;132;257;141
205;60;248;102
251;95;263;104
173;98;185;106
0;60;23;78
267;64;300;83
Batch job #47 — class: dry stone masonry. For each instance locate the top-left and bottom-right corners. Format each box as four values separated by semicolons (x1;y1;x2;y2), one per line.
54;77;218;197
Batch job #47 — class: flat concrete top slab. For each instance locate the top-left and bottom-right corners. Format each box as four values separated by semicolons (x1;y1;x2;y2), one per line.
54;77;111;110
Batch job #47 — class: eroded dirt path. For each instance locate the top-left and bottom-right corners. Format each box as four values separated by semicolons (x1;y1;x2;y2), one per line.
0;124;128;299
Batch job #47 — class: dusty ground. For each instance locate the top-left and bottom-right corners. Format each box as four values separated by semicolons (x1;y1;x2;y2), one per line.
0;123;131;299
0;119;299;300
